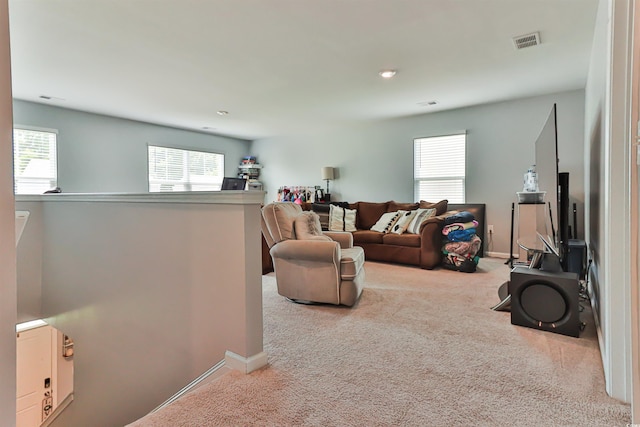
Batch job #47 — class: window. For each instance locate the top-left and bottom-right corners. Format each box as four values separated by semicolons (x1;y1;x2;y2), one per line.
13;127;58;194
414;133;466;203
148;145;224;192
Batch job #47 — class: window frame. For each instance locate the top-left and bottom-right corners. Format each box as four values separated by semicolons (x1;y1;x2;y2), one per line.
13;125;59;195
413;132;466;203
147;144;225;192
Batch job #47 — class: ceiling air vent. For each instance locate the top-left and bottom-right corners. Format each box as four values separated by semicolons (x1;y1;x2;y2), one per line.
513;32;541;50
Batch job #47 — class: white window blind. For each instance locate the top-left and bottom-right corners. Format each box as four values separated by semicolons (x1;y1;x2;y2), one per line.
148;145;224;192
13;127;58;194
414;133;466;203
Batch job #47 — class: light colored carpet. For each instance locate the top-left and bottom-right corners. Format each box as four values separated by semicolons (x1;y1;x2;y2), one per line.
130;258;630;426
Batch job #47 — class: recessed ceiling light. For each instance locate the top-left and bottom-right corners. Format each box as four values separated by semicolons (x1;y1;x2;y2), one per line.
216;110;229;116
379;70;397;79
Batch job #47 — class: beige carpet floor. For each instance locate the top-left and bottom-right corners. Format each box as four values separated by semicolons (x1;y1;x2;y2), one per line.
130;258;631;426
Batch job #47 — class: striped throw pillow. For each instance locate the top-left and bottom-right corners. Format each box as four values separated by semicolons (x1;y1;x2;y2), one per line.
406;208;436;234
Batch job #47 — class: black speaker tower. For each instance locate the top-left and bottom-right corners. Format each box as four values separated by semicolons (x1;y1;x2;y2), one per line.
558;172;570;270
506;202;515;267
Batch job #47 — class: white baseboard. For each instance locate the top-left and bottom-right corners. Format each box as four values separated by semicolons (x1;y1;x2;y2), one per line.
147;351;267;416
225;350;268;374
151;359;230;414
588;281;607;394
485;251;518;259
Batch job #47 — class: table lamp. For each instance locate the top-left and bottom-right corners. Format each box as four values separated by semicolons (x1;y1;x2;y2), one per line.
321;167;334;202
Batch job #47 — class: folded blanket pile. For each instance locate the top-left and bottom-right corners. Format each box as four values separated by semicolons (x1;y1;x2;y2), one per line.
441;211;482;273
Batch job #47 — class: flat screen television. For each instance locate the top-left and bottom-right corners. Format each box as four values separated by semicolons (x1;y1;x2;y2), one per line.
221;177;247;191
534;103;569;269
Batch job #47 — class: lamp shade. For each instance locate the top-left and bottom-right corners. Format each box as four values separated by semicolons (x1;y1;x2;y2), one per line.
321;167;334;181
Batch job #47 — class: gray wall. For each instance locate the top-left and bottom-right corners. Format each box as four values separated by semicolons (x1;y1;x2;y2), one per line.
13;100;252;193
16;202;43;323
16;195;264;427
584;0;607;350
583;0;632;402
12;100;253;324
252;90;585;256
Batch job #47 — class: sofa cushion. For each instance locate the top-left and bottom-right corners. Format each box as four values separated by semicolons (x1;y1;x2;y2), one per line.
388;201;419;212
340;247;365;280
382;233;421;248
370;211;403;233
419;199;448;215
352;230;384;244
355;201;389;230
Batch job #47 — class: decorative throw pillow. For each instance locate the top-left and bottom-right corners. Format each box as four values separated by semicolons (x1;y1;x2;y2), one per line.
390;210;418;234
294;211;331;241
388;201;419;212
406;208;436;234
370;211;402;233
329;204;357;232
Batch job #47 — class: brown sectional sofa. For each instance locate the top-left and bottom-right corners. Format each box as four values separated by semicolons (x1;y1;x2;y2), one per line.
346;200;448;269
262;200;485;273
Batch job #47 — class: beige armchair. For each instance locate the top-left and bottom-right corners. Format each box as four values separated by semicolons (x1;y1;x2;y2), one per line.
261;202;365;307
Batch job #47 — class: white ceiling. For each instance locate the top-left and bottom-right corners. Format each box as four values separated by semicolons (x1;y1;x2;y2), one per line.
7;0;598;141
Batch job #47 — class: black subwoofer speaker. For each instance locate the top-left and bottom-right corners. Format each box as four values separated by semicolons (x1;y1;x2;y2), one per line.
510;267;580;337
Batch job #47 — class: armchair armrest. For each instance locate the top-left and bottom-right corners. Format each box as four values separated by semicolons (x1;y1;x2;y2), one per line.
270;239;340;263
419;214;446;270
419;213;446;233
322;231;353;248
